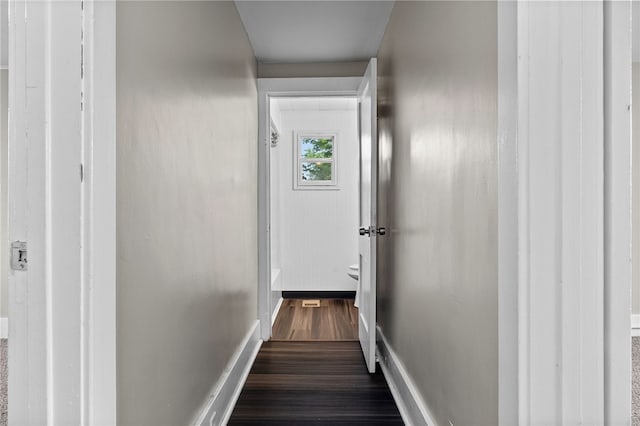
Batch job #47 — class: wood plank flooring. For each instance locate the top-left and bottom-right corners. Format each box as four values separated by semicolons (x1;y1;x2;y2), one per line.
271;299;359;341
228;341;404;425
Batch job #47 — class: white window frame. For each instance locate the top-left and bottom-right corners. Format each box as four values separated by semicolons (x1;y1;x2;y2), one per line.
293;131;339;189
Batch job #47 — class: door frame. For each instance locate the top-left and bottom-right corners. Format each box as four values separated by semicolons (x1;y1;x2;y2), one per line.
7;0;116;423
257;77;361;340
603;0;632;423
514;1;632;424
516;1;606;421
497;0;518;423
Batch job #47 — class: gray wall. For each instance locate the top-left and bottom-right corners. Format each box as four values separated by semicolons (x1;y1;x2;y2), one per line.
0;70;6;318
377;2;498;425
633;63;639;314
116;2;257;425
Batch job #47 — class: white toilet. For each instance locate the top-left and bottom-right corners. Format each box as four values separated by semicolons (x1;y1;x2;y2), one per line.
347;263;359;280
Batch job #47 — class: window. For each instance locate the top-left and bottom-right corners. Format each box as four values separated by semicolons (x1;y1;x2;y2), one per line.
294;133;338;189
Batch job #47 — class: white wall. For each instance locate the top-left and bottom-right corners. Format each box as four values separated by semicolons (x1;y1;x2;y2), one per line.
116;2;257;425
271;97;359;292
270;98;282;274
633;62;640;314
0;0;6;68
377;2;499;425
0;70;6;319
258;61;368;78
0;43;5;346
270;99;283;137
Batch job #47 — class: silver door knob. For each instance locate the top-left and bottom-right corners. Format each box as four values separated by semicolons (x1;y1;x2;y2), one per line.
377;227;386;236
359;227;370;236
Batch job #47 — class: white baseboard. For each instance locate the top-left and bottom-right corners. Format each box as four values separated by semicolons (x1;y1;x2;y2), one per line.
0;318;7;339
271;297;283;326
376;326;437;426
632;315;640;337
192;320;262;426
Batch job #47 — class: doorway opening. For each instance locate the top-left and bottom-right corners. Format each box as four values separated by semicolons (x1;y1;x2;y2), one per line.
268;96;360;342
257;62;379;372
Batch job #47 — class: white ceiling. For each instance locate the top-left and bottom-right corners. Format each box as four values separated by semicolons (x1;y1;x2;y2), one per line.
234;1;395;63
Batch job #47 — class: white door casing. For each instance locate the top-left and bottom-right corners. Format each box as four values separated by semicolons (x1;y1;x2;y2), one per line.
256;70;378;371
603;0;632;423
516;1;618;424
257;77;362;340
357;58;378;374
8;0;116;423
8;0;46;422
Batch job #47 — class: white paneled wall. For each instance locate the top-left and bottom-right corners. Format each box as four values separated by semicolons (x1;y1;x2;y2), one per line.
270;97;358;292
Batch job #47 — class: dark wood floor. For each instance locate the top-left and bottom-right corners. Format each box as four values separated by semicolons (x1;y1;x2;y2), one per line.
271;299;359;341
228;341;404;425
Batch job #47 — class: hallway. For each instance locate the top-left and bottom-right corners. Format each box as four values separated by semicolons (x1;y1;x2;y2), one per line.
4;0;633;424
229;298;402;423
228;341;402;424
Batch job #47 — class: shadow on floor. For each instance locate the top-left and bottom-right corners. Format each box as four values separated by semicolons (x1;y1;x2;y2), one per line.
228;341;403;425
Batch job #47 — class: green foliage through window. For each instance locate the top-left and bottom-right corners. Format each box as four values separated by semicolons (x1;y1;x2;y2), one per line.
296;134;336;187
301;137;333;159
301;162;332;181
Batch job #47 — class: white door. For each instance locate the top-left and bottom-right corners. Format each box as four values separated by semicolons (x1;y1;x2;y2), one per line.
358;58;378;373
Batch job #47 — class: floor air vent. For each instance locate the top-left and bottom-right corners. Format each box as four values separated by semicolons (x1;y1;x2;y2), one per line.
301;299;321;308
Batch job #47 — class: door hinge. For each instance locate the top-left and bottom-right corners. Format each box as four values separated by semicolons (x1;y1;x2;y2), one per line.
11;241;27;271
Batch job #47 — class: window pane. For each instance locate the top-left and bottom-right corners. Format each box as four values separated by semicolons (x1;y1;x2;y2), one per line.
301;161;333;181
300;137;333;159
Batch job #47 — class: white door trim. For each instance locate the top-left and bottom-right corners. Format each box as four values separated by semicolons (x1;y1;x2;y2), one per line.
8;0;116;423
603;0;632;423
257;77;361;340
7;0;44;421
516;1;625;424
631;315;640;337
81;1;117;423
497;0;518;424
